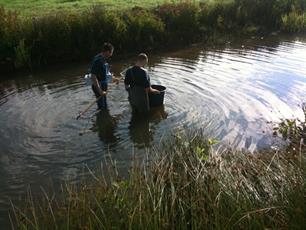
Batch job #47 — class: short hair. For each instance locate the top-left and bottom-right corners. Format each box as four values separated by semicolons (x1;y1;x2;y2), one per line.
137;53;148;62
102;42;114;53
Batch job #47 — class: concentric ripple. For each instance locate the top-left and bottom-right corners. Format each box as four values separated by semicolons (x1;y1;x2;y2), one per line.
0;35;306;227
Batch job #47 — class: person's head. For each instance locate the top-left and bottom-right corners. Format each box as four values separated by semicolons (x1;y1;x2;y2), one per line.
101;42;114;58
136;53;148;67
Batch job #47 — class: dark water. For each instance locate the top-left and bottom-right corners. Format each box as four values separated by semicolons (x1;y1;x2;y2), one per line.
0;35;306;227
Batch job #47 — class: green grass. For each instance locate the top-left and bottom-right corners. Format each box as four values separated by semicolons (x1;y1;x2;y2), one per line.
0;0;188;16
1;0;305;72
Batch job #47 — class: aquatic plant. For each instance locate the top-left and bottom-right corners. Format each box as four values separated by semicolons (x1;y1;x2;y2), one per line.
274;103;306;150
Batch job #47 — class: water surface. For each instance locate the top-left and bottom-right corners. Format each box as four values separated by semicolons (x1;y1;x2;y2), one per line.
0;35;306;227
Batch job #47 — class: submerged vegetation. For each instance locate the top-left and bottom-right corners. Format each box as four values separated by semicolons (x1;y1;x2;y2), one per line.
11;107;306;229
0;0;306;72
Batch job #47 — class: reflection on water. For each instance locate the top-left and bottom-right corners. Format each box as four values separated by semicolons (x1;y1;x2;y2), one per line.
0;35;306;227
129;106;168;148
92;109;121;144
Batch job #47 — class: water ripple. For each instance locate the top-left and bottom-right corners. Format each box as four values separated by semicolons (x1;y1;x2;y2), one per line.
1;36;306;224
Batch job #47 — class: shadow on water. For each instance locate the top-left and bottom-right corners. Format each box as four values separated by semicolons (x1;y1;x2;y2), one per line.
1;35;306;228
91;109;122;145
90;105;168;148
129;106;168;148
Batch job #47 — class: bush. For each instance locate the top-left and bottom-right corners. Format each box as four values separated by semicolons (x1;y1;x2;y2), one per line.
281;10;306;32
1;1;306;72
199;0;238;31
156;3;201;44
274;103;306;148
14;38;31;68
124;8;165;50
28;15;72;65
80;7;127;56
0;6;21;68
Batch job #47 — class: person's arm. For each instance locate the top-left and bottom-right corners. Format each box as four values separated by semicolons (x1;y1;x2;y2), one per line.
145;87;160;94
111;74;120;84
91;59;106;96
143;70;159;94
91;74;106;96
124;69;131;90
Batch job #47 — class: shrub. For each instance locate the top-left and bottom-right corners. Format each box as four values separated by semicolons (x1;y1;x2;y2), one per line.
1;1;306;72
281;10;306;32
26;14;73;65
0;6;21;68
14;38;31;68
274;103;306;148
156;3;201;44
199;0;238;31
80;7;127;56
124;8;165;50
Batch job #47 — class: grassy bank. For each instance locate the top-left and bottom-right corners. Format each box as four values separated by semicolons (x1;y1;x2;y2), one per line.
1;0;306;72
0;0;184;16
11;108;306;229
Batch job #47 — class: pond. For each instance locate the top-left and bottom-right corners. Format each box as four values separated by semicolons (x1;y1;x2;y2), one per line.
0;35;305;227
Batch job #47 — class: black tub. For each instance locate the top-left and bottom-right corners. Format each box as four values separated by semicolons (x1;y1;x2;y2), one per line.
149;85;166;107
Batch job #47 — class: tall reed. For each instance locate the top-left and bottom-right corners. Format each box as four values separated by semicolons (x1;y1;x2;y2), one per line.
11;128;305;229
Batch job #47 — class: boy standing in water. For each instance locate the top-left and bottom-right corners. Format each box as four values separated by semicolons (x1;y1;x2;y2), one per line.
124;53;159;112
90;42;119;110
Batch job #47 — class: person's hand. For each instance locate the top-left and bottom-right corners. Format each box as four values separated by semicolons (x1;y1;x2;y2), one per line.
114;78;120;85
99;89;107;96
111;74;120;85
153;89;160;94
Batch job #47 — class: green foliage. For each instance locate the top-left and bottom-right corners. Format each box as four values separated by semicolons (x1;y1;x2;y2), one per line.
81;6;127;55
0;6;21;66
14;38;31;68
124;8;165;50
1;0;306;71
0;0;184;16
274;104;306;147
235;0;278;27
281;10;306;32
156;2;201;44
199;0;237;31
30;15;72;64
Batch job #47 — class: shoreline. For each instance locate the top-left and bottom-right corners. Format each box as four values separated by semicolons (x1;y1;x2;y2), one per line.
1;1;305;74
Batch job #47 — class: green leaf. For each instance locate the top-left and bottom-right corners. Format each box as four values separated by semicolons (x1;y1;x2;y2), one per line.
208;138;219;146
201;155;209;161
195;146;204;156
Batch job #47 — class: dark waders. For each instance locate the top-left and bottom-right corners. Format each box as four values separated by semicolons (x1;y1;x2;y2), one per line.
92;81;108;109
127;69;150;113
128;86;150;113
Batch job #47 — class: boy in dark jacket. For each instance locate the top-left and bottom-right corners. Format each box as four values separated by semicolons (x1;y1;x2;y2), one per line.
124;53;159;112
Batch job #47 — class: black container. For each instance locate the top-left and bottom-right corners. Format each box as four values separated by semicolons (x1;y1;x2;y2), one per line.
149;85;166;107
